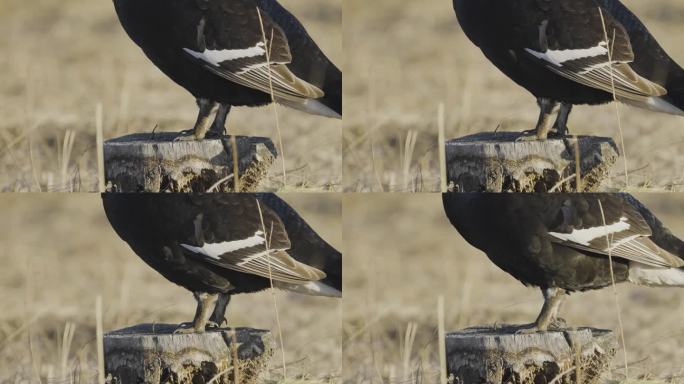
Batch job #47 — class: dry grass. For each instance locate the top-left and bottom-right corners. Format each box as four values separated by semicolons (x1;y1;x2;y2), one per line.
0;194;342;382
0;0;341;192
343;0;684;192
343;193;684;383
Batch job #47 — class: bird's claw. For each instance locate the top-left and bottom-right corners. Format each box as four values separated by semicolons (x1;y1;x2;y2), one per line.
174;323;204;334
173;129;202;142
514;318;567;334
515;130;543;142
205;321;222;330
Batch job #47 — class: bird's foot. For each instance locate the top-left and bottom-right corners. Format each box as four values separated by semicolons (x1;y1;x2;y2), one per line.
514;317;567;334
547;130;569;140
173;323;204;334
205;122;228;140
173;129;202;142
208;317;228;329
203;130;225;140
515;130;545;142
205;320;224;330
514;323;542;334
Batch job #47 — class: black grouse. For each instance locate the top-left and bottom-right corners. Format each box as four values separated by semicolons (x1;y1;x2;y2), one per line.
453;0;684;140
443;193;684;332
113;0;341;140
102;193;342;333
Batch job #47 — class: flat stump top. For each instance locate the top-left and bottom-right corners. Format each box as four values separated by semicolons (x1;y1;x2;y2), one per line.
445;325;617;384
445;131;619;192
104;324;273;384
104;132;278;192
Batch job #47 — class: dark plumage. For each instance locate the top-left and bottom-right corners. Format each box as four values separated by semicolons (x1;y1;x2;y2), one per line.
102;193;341;333
114;0;341;140
453;0;684;140
443;193;684;331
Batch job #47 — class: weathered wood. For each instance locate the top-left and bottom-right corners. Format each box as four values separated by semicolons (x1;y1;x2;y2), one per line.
445;132;619;192
445;326;617;384
104;133;277;192
104;324;273;384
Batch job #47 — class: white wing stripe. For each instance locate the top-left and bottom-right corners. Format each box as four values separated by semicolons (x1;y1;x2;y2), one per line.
525;42;608;67
181;231;265;259
184;42;266;67
548;217;630;246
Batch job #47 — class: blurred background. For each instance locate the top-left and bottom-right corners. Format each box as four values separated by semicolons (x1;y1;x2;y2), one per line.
0;0;341;192
344;0;684;192
0;193;341;382
343;193;684;383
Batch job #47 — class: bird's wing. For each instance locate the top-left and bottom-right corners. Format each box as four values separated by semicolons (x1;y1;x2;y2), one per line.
175;0;323;101
179;195;326;284
546;195;684;268
518;0;666;100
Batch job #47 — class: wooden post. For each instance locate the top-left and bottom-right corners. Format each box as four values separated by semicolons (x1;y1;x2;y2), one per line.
104;324;273;384
104;133;277;192
445;326;617;384
445;132;619;192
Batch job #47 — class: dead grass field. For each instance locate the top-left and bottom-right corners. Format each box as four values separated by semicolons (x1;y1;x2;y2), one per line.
0;194;342;382
343;0;684;192
0;0;341;192
343;193;684;383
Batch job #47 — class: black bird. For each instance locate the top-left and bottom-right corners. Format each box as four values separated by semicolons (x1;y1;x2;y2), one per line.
113;0;341;140
443;193;684;332
102;193;342;333
453;0;684;140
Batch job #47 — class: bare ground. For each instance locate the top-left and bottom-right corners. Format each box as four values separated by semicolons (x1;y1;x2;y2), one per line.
0;0;341;192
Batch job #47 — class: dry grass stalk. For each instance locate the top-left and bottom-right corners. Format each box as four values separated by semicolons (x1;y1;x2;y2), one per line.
96;295;105;384
438;103;447;193
96;103;105;193
437;296;447;384
256;199;288;380
597;200;629;380
231;135;241;192
598;8;629;189
256;7;287;188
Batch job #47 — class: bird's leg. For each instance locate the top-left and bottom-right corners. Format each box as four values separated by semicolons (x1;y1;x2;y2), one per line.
206;104;231;139
534;98;560;140
517;287;568;333
550;103;573;138
175;98;218;141
208;293;232;329
518;98;559;141
174;292;219;334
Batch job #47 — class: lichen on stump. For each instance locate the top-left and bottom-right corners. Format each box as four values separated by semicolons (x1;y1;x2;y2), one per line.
104;324;273;384
445;326;617;384
104;133;277;192
445;132;619;192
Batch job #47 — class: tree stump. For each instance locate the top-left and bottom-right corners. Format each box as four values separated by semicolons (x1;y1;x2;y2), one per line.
104;133;277;192
104;324;273;384
445;132;619;192
445;326;617;384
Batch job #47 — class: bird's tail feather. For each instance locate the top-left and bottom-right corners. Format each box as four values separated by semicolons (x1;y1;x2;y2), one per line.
622;96;684;116
629;263;684;287
274;280;342;298
277;97;341;119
